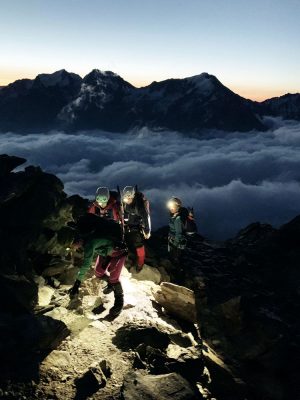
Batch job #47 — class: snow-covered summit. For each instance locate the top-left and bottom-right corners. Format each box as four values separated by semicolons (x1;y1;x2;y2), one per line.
185;73;220;94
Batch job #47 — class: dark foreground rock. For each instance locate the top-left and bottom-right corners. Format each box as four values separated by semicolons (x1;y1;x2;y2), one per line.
122;371;201;400
1;153;299;400
148;220;300;400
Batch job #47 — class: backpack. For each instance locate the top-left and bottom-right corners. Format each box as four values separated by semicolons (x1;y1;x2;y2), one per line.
76;213;122;243
179;207;198;236
134;190;150;216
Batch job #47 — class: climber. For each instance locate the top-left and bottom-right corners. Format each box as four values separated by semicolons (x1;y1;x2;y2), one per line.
65;214;127;317
167;197;187;264
88;186;122;222
122;186;151;272
88;186;126;293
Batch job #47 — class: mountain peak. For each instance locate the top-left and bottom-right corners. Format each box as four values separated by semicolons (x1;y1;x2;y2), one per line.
185;72;221;94
84;69;120;81
36;69;82;87
83;69;134;91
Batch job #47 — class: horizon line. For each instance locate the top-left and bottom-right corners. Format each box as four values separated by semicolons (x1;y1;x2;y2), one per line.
0;69;299;103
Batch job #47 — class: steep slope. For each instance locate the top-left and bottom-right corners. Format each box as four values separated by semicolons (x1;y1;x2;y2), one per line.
261;93;300;120
0;70;82;132
58;69;135;131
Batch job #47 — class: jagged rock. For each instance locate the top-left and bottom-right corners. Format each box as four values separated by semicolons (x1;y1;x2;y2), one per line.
157;266;171;282
219;296;242;334
202;344;248;400
22;315;70;351
80;276;102;297
45;306;69;321
0;157;68;284
0;313;70;378
0;274;38;314
122;371;201;400
38;286;55;307
34;275;46;287
42;259;71;277
154;282;197;323
57;266;78;285
130;264;162;284
168;332;197;348
165;344;204;382
74;360;110;398
0;154;26;178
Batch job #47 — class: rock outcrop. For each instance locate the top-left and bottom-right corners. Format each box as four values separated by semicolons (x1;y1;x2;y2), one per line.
0;154;299;400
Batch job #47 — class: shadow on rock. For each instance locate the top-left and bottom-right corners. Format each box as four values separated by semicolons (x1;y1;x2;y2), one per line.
112;325;170;352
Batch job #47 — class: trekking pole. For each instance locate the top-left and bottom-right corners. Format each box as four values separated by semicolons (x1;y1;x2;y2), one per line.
117;185;125;242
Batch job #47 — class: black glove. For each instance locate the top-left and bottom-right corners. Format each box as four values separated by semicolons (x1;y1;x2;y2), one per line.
68;279;81;298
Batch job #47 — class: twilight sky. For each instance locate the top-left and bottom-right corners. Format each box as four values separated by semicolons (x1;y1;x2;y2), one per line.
0;0;299;100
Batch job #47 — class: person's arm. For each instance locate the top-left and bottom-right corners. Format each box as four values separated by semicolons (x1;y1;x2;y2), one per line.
76;238;96;281
113;202;122;223
174;215;184;245
88;203;96;214
95;238;115;257
139;199;151;236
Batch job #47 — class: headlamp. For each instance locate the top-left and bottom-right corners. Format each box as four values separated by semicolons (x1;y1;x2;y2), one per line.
123;197;132;204
96;196;108;204
167;200;175;209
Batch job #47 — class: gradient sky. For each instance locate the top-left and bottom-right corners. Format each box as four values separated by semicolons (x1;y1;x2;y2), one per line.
0;0;299;100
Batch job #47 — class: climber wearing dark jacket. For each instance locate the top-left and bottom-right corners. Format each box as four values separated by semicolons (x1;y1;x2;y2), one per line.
167;197;187;264
66;213;127;317
122;186;151;271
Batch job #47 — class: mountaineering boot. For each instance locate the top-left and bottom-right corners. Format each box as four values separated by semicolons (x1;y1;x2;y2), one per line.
109;282;124;317
103;282;114;294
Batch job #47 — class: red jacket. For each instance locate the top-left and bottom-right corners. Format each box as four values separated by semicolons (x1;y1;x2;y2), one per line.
88;196;121;222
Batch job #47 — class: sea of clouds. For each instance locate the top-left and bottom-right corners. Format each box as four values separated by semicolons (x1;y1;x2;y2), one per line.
1;117;300;240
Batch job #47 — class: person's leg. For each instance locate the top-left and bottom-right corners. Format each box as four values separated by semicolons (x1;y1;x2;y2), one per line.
103;250;127;294
108;250;127;284
132;229;145;271
136;246;145;270
124;229;137;266
109;282;124;316
94;255;110;278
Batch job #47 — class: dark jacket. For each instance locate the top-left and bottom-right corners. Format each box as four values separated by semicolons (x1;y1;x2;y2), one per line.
169;209;185;248
124;192;151;234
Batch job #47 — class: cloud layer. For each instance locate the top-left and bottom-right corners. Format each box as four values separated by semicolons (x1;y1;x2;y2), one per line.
1;118;300;240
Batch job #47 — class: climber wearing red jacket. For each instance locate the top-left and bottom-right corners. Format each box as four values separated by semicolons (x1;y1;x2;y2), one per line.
88;187;126;299
88;186;122;222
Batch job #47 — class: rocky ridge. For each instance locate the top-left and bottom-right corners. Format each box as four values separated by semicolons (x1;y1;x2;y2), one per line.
0;154;299;400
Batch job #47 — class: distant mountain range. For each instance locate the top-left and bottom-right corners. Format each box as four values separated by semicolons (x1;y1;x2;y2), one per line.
0;69;299;133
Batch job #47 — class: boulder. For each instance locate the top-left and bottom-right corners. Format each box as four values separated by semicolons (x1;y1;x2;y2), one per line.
74;359;111;398
154;282;197;323
0;154;26;178
122;371;201;400
130;264;162;284
38;286;55;307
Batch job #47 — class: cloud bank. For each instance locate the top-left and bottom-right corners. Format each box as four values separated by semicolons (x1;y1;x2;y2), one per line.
1;118;300;240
